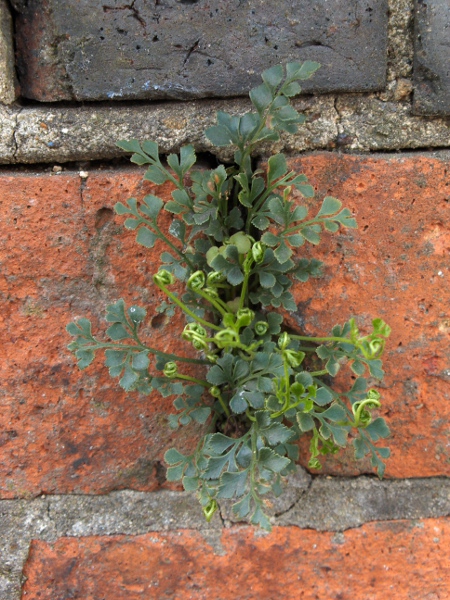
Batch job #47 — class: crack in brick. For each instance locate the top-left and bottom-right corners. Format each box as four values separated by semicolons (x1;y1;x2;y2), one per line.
295;40;334;50
216;503;226;528
102;1;146;28
273;473;314;519
332;95;343;144
182;38;201;67
11;107;22;162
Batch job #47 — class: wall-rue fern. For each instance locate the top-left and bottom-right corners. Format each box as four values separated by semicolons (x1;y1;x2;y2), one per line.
67;62;391;531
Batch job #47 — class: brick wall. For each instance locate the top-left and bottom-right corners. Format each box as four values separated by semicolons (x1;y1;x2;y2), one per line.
1;1;450;598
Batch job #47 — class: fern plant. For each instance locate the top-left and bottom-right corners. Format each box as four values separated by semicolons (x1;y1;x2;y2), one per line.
67;61;391;530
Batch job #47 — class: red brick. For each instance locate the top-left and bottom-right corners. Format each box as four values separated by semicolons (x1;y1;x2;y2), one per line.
286;153;450;477
3;153;450;498
21;519;450;599
0;169;200;498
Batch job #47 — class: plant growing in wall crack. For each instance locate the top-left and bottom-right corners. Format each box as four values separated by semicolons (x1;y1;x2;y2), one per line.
67;62;391;530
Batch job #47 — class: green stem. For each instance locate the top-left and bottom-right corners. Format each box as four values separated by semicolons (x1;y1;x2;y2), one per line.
246;409;256;422
82;341;210;365
238;259;254;311
282;216;329;235
152;221;195;270
290;334;352;345
245;184;275;233
216;393;231;418
204;338;261;358
239;369;274;388
219;191;228;223
249;425;262;506
295;345;320;353
309;369;329;377
283;357;291;408
247;169;297;222
240;92;295;232
270;360;291;418
157;161;185;191
194;288;229;317
231;175;241;210
172;373;211;387
155;282;222;331
241;88;285;167
213;295;233;312
311;377;354;420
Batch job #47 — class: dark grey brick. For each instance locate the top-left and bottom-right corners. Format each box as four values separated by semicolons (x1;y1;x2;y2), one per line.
13;0;388;102
413;0;450;115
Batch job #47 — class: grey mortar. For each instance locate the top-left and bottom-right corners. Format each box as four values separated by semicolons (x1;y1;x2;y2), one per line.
1;473;449;600
0;0;16;105
0;93;449;165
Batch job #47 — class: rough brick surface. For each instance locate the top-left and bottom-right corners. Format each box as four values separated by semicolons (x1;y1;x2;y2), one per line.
286;152;450;477
1;97;450;166
413;0;450;116
0;0;16;104
2;154;450;500
8;95;338;165
0;169;201;499
335;96;450;151
0;105;16;160
21;519;450;599
13;0;388;102
2;479;450;600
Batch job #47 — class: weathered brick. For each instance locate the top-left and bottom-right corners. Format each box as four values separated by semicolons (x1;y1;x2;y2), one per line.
0;0;15;104
413;0;450;116
335;95;450;151
2;153;450;500
13;0;388;102
0;105;16;161
0;169;200;499
21;519;450;599
286;152;450;477
1;95;450;166
8;95;338;165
